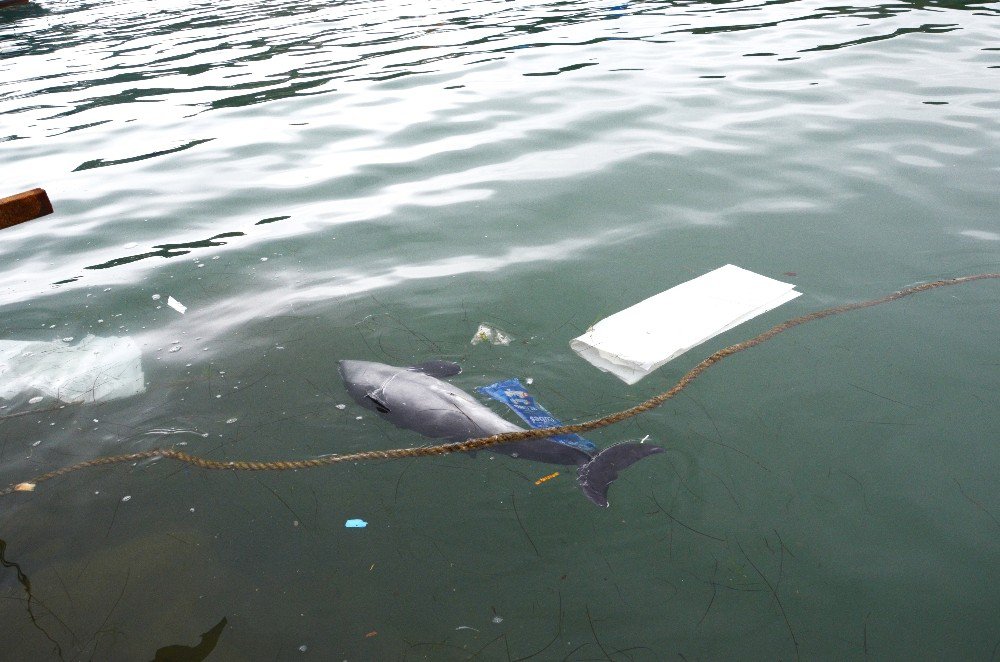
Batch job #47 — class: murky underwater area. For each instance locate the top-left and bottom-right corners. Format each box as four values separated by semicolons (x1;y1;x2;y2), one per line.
2;0;999;659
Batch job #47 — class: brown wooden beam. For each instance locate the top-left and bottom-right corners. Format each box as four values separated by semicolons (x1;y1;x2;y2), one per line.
0;188;54;229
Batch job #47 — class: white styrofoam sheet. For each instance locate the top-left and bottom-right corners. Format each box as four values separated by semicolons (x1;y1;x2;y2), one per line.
570;264;801;384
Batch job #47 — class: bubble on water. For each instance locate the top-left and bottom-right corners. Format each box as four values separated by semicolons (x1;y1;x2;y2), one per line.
122;495;131;502
151;294;161;300
169;346;181;353
335;404;346;410
226;417;238;424
28;396;43;404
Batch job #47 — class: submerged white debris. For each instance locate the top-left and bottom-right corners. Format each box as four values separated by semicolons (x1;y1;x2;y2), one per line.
0;334;145;403
570;264;801;385
471;323;511;346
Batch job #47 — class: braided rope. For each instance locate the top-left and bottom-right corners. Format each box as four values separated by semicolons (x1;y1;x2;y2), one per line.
3;272;996;496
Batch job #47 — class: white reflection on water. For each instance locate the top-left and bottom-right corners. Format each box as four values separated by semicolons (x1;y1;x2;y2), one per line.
138;225;642;349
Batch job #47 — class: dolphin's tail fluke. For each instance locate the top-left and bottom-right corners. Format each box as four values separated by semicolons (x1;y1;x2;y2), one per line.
577;442;664;507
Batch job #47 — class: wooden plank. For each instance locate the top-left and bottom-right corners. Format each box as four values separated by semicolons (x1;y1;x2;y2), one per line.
0;188;54;230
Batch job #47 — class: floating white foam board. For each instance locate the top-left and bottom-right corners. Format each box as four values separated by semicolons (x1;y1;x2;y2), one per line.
570;264;800;385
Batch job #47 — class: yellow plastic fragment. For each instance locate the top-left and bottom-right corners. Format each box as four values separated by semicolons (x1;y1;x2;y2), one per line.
534;471;559;486
14;482;36;492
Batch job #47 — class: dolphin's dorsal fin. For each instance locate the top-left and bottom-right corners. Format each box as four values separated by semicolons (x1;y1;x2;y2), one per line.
410;360;462;378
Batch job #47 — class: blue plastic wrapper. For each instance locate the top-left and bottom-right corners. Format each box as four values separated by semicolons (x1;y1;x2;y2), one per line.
345;519;367;528
476;379;597;454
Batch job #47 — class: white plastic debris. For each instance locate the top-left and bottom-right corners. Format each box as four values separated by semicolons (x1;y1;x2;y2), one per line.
570;264;801;385
167;296;187;314
471;323;511;346
0;335;145;403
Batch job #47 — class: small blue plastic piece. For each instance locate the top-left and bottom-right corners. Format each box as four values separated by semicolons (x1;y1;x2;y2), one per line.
345;518;367;528
476;378;598;454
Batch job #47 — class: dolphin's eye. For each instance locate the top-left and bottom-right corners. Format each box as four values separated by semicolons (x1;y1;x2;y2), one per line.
366;394;390;413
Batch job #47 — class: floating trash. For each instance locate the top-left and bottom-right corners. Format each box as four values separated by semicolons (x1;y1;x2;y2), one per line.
477;378;596;453
471;323;511;346
570;264;800;384
345;518;367;528
534;471;560;485
0;334;145;403
167;296;187;314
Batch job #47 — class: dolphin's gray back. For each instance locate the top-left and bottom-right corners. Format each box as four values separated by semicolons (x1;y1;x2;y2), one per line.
338;360;591;465
339;360;521;440
385;371;524;442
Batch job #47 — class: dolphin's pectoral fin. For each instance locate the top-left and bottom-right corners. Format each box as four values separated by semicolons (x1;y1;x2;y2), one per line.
577;442;664;507
410;360;462;378
365;392;390;413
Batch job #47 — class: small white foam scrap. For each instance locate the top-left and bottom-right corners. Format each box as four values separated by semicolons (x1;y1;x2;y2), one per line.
166;296;187;314
471;323;512;346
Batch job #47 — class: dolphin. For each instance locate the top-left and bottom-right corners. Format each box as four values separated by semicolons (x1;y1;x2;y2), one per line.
338;359;663;507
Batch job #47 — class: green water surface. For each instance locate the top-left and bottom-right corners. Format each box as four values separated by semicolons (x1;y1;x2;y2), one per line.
1;0;999;659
